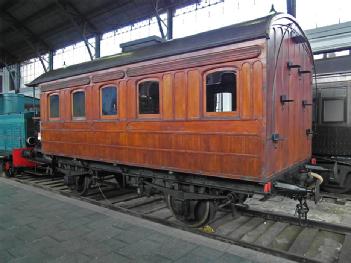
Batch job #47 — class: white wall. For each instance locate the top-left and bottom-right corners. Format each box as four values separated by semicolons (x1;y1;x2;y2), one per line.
0;67;39;98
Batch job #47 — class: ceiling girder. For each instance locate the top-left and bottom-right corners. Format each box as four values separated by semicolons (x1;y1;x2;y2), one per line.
0;10;50;71
38;0;163;48
54;0;101;60
21;3;58;26
0;4;58;36
0;0;20;12
55;0;100;34
0;9;51;51
0;47;20;66
0;0;198;65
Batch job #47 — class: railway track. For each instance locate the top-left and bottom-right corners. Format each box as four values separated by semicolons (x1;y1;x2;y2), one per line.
320;192;351;205
5;172;351;263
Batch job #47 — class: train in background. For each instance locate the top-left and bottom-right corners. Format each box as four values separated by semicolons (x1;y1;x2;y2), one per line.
0;93;39;176
312;53;351;193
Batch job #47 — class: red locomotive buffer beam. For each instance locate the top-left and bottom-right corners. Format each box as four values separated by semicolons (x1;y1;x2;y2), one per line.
263;182;272;193
12;148;37;168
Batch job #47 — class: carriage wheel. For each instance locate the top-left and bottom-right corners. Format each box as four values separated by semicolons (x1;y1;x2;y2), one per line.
76;175;92;196
4;161;15;177
114;173;125;189
166;194;216;228
0;160;5;176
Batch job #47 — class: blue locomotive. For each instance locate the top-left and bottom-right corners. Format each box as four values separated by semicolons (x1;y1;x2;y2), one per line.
0;93;39;176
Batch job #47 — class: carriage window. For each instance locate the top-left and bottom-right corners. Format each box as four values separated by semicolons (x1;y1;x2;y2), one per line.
323;98;345;122
206;71;236;112
138;81;159;114
72;91;85;118
101;86;117;116
49;94;59;119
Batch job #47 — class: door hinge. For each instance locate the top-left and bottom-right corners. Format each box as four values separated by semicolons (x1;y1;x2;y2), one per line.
287;61;301;70
298;69;311;75
302;100;313;107
280;95;294;105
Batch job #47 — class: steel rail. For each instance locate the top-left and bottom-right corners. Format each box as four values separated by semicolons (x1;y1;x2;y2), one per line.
6;173;350;263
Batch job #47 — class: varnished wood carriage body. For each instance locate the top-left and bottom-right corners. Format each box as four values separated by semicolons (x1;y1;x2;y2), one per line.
29;14;313;186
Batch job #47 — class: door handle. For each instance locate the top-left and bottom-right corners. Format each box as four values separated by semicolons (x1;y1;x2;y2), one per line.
271;133;286;143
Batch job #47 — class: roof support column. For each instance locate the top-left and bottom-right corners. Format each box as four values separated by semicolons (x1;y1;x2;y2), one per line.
154;0;165;39
287;0;296;17
3;64;15;91
48;51;54;71
84;39;94;61
15;63;20;94
156;15;166;39
55;0;99;61
167;8;174;40
95;34;101;59
38;55;48;73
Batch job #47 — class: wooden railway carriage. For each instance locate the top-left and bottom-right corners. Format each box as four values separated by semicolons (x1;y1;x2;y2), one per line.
27;13;315;226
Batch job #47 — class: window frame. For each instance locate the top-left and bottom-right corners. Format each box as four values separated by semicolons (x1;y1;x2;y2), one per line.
137;78;161;119
71;89;86;120
203;68;239;118
99;84;119;119
48;93;60;121
322;97;347;123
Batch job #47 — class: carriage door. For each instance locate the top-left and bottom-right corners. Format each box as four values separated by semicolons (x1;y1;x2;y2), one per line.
273;28;312;171
274;28;291;171
285;31;312;167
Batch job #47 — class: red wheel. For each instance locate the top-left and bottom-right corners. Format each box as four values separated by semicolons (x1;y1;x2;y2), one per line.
4;161;15;177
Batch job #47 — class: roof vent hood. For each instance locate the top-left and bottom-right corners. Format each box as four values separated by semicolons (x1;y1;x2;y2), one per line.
120;36;165;52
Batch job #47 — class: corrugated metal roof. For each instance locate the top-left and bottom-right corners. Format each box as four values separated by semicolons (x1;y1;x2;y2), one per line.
306;21;351;54
27;14;274;86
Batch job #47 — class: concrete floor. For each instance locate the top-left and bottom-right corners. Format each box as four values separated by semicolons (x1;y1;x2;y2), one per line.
246;194;351;227
0;177;295;263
